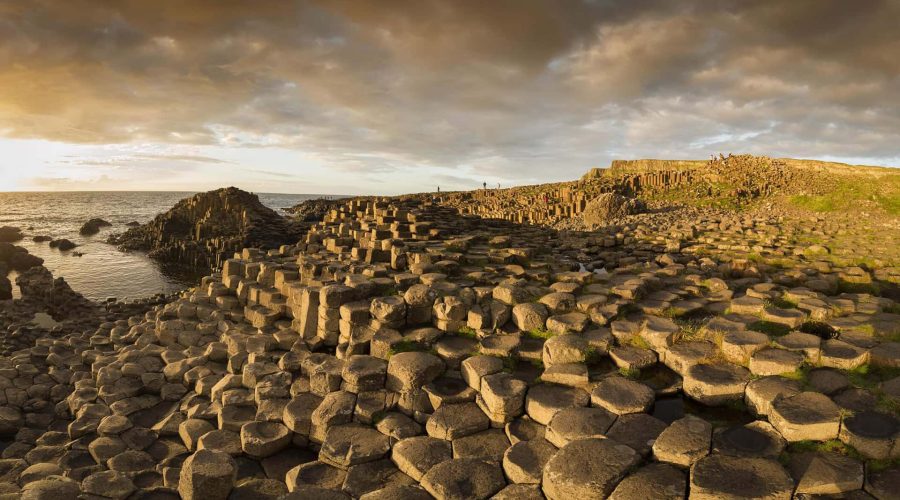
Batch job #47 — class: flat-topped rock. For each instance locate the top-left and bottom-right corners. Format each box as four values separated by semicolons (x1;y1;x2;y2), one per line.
390;436;452;481
420;458;506;500
542;438;640;499
839;411;899;459
525;384;589;425
545;406;616;448
590;376;655;415
609;463;687;500
502;438;556;484
689;455;793;500
652;415;712;467
426;402;490;440
769;391;841;442
712;420;785;458
683;362;750;406
789;451;864;496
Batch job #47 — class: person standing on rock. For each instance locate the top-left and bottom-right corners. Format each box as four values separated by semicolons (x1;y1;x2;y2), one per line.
483;181;487;190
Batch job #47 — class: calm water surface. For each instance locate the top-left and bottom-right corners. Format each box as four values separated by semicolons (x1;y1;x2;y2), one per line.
0;191;327;300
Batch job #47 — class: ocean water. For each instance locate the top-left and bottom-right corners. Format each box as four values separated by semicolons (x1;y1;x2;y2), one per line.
0;191;325;301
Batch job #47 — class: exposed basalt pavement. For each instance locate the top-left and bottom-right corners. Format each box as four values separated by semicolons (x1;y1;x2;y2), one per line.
1;188;899;498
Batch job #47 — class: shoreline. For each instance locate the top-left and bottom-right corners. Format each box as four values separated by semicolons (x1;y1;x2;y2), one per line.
0;156;898;498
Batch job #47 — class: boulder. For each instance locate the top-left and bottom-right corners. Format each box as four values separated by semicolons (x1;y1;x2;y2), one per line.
581;193;645;227
79;218;111;236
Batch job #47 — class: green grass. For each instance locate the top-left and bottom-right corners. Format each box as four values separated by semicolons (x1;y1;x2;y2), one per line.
785;440;864;461
628;334;652;350
618;367;641;379
882;303;900;315
765;297;797;310
456;326;478;339
387;340;426;357
748;320;792;337
788;174;900;216
526;328;554;339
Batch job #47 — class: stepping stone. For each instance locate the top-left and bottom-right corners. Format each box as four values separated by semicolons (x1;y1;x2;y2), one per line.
773;331;821;360
420;458;506;500
492;484;544;500
542;335;588;367
375;411;422;442
640;316;679;351
683;362;750;406
230;478;288;500
359;485;431;500
320;424;390;469
542;438;640;499
546;312;590;334
390;436;452;481
424;377;478;409
605;413;668;457
341;355;387;393
769;391;841;442
434;336;478;369
451;429;510;461
652;415;711;467
590;376;655;415
721;330;770;364
386;352;445;392
819;339;868;369
712;420;785;458
525;384;589;425
806;368;850;395
426;402;489;440
480;334;520;358
865;466;900;500
663;341;716;375
749;348;804;376
833;387;878;412
240;421;291;458
789;452;864;496
178;449;237;500
609;463;686;500
545;407;617;448
477;373;528;424
541;362;589;387
728;296;766;315
609;345;658;370
461;356;503;391
761;307;806;328
505;419;545;445
689;455;793;500
282;392;323;433
539;292;576;313
83;470;137;499
502;438;556;484
512;303;549;331
744;376;802;417
285;485;350;499
870;342;900;368
839;411;899;459
197;429;242;456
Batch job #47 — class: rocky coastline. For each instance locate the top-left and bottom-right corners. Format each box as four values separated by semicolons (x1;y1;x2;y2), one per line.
0;156;898;499
108;187;305;273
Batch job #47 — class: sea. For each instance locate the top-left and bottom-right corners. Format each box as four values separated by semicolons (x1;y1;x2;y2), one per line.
0;191;328;301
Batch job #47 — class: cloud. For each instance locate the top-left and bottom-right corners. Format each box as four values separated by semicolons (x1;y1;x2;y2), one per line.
0;0;898;187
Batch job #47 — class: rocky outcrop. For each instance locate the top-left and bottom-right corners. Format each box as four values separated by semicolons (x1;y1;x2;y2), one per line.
0;226;23;243
108;187;305;271
581;193;645;227
0;242;44;271
285;197;347;222
49;238;77;251
79;218;111;236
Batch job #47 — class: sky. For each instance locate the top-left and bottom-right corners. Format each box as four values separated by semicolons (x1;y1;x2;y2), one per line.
0;0;898;195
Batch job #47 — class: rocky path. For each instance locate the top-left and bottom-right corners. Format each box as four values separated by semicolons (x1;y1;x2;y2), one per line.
0;193;898;499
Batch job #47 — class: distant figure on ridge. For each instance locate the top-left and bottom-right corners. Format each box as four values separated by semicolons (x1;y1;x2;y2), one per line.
483;181;487;190
437;186;440;193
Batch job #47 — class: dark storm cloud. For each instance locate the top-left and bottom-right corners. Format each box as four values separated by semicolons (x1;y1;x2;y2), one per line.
0;0;898;181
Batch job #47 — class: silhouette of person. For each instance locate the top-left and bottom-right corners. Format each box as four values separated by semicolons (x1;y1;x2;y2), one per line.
483;182;487;190
437;186;440;193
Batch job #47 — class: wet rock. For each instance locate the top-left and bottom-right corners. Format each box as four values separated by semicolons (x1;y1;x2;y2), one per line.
79;218;112;235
